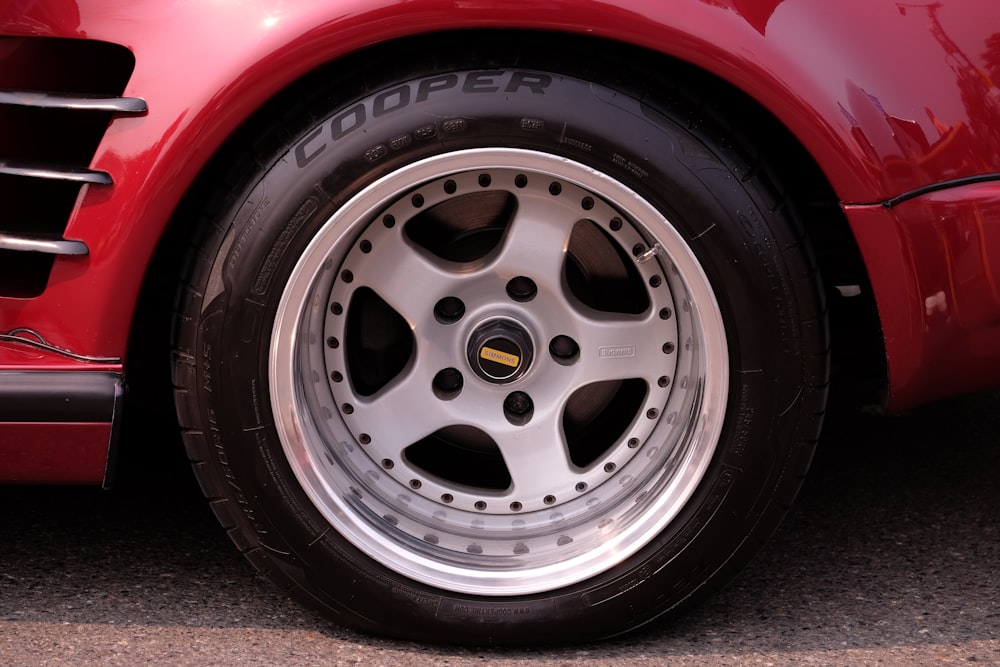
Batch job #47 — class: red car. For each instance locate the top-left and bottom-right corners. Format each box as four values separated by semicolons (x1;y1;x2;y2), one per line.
2;0;999;645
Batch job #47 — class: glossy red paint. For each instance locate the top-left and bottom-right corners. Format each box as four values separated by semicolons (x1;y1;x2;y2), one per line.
0;0;999;476
0;422;110;484
845;182;1000;409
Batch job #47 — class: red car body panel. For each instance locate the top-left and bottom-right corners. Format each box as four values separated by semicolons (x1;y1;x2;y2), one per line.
2;0;1000;482
0;422;111;483
845;185;1000;408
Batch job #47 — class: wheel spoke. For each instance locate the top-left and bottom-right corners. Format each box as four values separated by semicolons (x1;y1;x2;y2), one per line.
491;192;577;285
348;356;451;460
351;232;463;328
492;411;578;502
568;309;675;387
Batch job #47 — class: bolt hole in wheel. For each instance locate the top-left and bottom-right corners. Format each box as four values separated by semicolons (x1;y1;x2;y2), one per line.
270;149;727;596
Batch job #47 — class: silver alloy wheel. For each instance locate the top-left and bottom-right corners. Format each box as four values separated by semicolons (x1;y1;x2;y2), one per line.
270;148;728;596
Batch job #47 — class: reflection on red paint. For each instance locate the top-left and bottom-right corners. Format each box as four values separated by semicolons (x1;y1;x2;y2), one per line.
842;3;1000;194
698;0;785;34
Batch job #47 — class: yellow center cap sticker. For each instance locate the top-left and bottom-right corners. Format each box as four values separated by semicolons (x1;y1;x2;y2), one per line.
480;346;520;368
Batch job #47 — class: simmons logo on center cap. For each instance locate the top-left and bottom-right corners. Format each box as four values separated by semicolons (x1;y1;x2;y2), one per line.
480;345;520;368
468;320;534;384
476;337;524;381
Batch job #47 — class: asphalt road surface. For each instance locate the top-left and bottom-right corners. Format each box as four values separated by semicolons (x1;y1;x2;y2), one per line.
1;392;998;666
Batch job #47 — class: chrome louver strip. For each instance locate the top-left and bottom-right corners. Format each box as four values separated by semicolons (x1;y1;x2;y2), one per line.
0;233;88;256
0;161;113;185
0;89;147;114
0;38;142;296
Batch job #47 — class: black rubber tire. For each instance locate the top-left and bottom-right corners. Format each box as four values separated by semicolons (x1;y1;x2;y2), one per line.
172;45;828;645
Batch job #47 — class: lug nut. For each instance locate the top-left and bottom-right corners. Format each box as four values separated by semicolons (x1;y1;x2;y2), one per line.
549;335;580;365
432;368;464;400
434;296;465;324
503;391;534;425
506;276;537;302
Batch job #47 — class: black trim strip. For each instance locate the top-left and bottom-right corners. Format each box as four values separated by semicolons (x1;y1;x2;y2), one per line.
0;233;88;256
0;161;112;185
0;371;121;422
0;89;147;114
882;174;1000;208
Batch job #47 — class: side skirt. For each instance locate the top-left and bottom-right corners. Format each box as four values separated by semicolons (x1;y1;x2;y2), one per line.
0;371;123;486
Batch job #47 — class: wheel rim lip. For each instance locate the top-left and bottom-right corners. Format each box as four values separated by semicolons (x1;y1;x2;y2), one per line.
270;148;729;596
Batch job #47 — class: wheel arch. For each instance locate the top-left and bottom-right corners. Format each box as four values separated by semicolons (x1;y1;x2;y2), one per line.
128;30;884;424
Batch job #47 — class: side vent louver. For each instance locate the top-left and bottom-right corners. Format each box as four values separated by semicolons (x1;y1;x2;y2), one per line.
0;37;145;297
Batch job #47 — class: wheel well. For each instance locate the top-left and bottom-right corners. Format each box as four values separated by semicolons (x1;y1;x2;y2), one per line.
124;30;887;462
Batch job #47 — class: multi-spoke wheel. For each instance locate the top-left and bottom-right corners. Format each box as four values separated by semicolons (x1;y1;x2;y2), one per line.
272;149;727;595
174;53;828;645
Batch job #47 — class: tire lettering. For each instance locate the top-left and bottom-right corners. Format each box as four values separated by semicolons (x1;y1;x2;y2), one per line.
612;153;649;180
389;134;412;150
562;135;593;152
331;102;366;140
462;70;503;93
249;378;264;425
505;71;552;94
446;603;534;617
292;70;551;168
253;196;318;295
294;126;326;167
228;194;271;271
416;73;459;102
373;85;411;117
200;339;213;393
339;550;442;608
732;383;754;457
442;118;466;134
414;124;437;140
365;144;388;162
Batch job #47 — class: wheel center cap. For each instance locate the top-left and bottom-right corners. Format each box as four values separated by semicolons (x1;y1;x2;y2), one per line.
468;320;533;384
